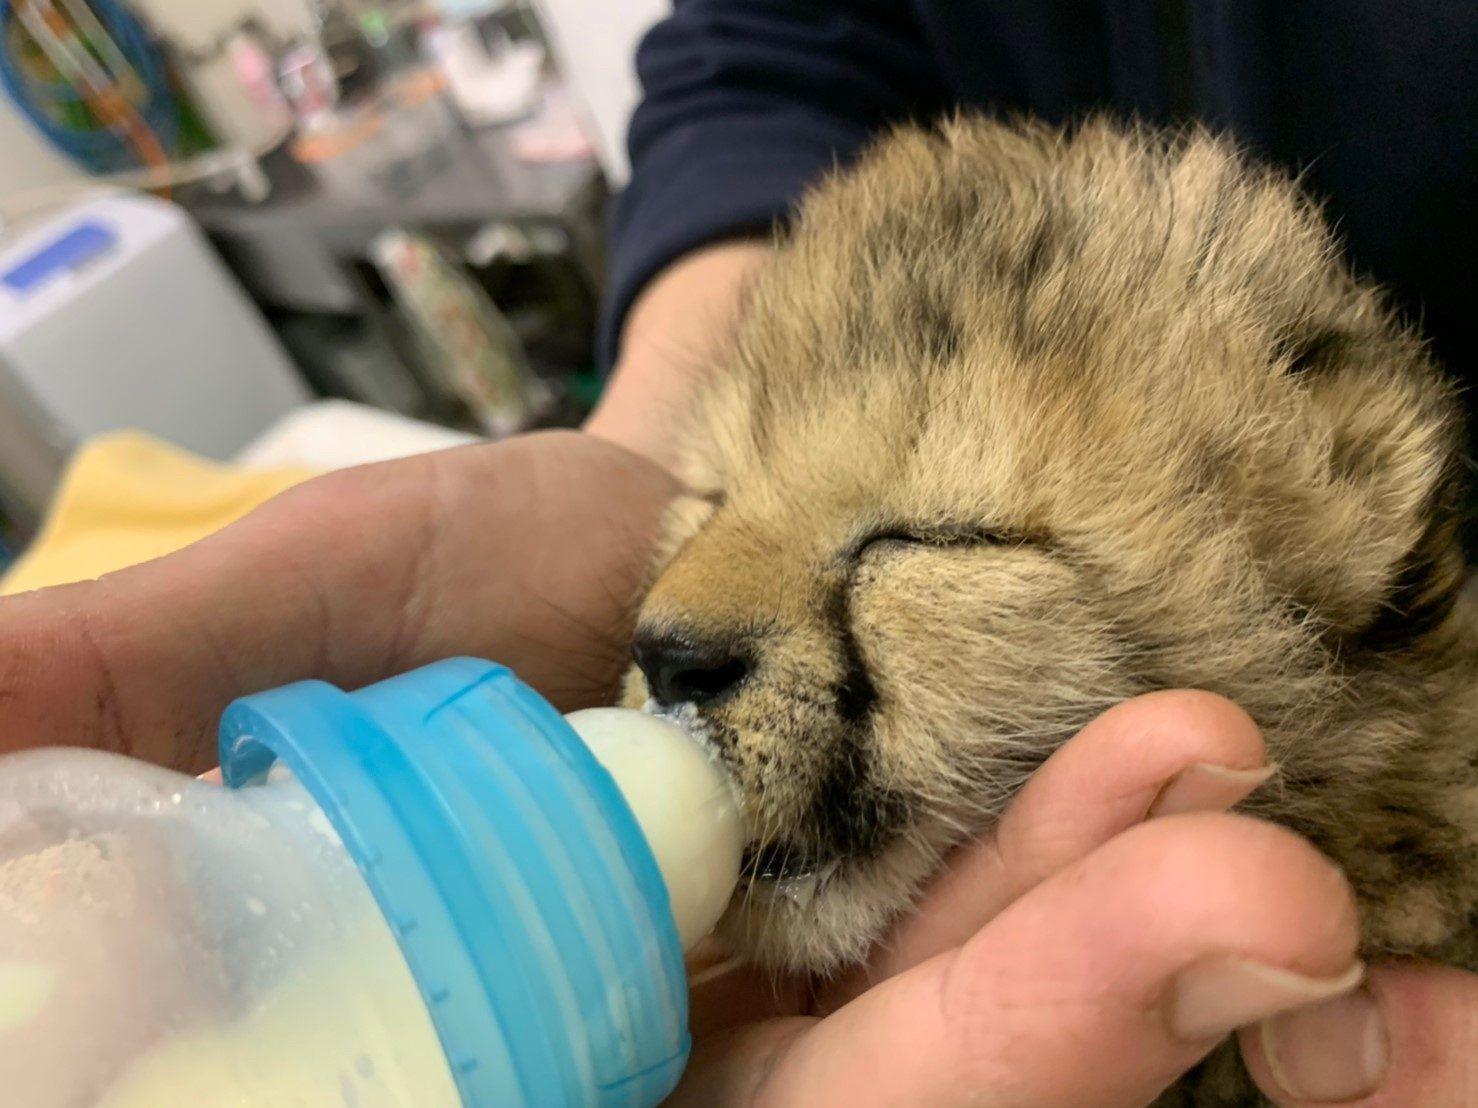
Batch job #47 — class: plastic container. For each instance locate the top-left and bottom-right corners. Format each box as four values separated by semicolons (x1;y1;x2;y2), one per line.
0;658;743;1106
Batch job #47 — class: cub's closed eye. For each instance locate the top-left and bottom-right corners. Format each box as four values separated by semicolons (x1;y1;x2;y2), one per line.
855;525;1031;556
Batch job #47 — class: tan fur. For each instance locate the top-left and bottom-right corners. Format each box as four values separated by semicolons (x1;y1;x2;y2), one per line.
623;118;1478;1077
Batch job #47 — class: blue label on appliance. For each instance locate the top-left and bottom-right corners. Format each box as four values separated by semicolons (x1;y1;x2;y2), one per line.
2;220;116;294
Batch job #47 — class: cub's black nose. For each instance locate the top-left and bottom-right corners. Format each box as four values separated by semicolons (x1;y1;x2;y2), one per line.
632;629;750;706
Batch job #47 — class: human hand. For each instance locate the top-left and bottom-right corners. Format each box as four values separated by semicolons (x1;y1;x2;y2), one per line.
677;691;1472;1106
0;431;677;773
1239;959;1477;1106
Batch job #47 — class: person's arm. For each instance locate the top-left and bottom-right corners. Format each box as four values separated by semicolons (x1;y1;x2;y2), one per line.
584;239;769;467
587;1;948;465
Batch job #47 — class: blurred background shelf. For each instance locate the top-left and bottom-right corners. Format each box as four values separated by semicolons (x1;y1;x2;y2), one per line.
0;0;664;546
183;114;602;268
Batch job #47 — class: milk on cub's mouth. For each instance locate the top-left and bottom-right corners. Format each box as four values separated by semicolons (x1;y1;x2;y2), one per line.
641;698;717;754
740;841;844;910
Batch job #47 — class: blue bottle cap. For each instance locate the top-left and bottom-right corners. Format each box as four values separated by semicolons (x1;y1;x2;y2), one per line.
219;658;690;1107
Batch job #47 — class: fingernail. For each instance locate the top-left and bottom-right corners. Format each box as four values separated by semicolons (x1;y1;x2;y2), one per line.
1259;985;1388;1102
1148;762;1276;818
1167;956;1365;1042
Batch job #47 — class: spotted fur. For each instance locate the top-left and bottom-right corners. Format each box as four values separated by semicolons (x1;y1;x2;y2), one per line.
623;117;1478;1100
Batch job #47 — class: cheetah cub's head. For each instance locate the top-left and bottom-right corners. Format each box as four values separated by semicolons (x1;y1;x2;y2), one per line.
622;120;1465;973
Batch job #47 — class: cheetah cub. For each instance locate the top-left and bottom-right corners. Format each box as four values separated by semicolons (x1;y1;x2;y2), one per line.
622;118;1478;1099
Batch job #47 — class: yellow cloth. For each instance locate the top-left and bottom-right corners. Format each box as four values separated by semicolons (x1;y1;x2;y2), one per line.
1;432;315;597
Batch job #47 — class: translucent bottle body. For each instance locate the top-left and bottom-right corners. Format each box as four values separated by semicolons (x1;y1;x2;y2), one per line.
0;748;457;1107
0;659;743;1107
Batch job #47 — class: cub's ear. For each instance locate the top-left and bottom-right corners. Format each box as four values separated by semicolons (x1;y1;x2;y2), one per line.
1278;319;1468;652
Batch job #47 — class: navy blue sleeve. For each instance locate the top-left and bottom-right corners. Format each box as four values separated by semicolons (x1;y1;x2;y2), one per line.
598;1;946;368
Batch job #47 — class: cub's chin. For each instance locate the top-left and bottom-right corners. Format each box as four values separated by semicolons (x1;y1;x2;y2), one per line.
617;671;961;974
716;828;955;975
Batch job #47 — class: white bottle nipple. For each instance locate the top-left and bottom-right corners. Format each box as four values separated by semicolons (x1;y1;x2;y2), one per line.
564;709;744;951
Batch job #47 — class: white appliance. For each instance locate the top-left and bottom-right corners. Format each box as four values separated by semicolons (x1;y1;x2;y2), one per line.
0;193;309;522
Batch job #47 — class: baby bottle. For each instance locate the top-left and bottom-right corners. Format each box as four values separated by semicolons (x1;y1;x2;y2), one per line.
0;658;744;1107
